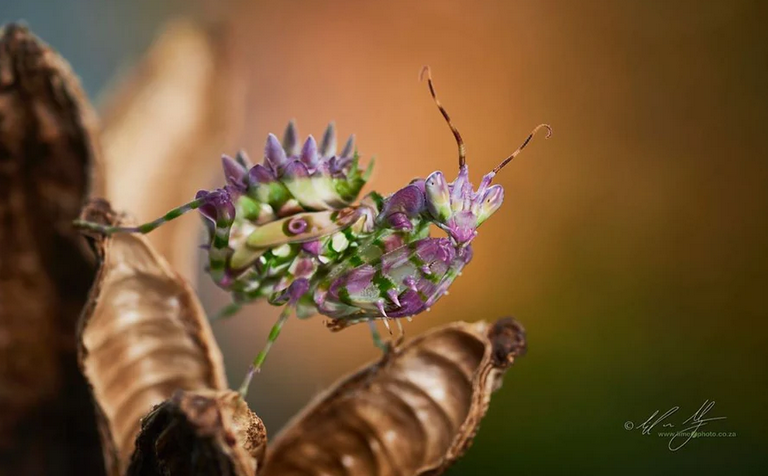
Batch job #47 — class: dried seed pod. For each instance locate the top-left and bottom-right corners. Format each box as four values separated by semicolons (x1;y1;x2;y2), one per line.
77;199;230;475
261;318;527;476
128;389;266;476
0;23;104;476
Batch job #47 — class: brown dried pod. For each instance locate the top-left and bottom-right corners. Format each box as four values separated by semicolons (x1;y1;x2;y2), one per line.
0;23;104;475
77;199;231;475
128;389;266;476
261;318;527;476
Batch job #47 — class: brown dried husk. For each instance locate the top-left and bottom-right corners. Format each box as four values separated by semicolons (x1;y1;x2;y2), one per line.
261;318;527;476
127;389;266;476
76;199;248;475
0;23;105;475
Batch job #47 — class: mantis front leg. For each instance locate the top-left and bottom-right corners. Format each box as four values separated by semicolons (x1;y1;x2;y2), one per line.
194;190;238;287
73;188;238;288
73;196;209;234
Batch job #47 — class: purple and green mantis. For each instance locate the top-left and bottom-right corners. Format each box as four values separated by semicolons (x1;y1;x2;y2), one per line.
74;67;550;395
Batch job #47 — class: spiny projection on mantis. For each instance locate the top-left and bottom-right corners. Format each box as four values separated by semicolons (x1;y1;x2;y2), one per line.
74;67;551;396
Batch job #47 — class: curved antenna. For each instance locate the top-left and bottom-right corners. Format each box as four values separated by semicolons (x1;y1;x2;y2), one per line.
492;123;552;174
420;66;466;169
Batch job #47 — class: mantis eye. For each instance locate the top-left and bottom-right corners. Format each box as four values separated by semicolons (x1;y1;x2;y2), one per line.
425;171;451;221
477;185;504;225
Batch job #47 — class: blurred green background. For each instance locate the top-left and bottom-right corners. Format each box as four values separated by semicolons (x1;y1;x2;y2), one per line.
3;0;766;474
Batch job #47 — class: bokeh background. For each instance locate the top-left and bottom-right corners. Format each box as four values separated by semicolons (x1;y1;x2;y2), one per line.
3;0;766;474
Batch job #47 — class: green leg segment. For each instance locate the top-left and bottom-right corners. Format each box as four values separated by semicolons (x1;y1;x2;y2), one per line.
206;207;236;286
238;304;293;397
368;320;388;352
73;197;206;235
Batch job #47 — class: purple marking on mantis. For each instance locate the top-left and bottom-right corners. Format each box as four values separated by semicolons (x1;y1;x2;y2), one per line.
222;154;248;194
293;257;316;277
265;133;289;173
300;135;320;171
196;189;236;224
302;240;321;256
376;300;388;317
247;163;277;186
377;181;425;231
382;234;405;253
316;237;468;319
287;217;309;235
386;289;401;307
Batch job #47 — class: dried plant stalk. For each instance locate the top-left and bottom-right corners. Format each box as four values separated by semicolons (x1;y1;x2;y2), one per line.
99;19;246;281
261;318;527;476
128;389;266;476
77;199;230;475
0;24;104;476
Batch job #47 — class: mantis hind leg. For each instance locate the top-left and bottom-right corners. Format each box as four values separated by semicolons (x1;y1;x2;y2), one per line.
368;320;388;352
237;303;292;397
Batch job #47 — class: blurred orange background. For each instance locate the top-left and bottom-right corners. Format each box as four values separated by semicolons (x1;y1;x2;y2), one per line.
4;0;766;473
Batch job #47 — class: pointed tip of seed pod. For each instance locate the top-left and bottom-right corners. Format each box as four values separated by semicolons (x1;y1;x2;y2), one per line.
320;122;337;158
265;133;287;170
283;120;299;156
340;134;355;158
300;135;318;169
489;317;527;365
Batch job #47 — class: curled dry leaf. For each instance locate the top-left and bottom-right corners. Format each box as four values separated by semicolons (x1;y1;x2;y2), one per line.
128;389;266;476
261;318;527;476
99;19;247;281
0;23;104;475
77;199;233;475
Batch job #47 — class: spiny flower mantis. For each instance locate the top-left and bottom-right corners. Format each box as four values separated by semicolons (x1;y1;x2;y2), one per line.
75;67;550;396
